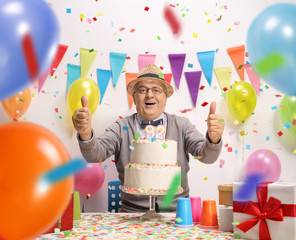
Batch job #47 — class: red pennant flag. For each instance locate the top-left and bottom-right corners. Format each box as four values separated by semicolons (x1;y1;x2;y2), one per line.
164;73;173;84
51;44;68;76
38;67;51;93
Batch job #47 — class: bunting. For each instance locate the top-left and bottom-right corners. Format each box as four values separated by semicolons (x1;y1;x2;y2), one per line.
67;64;81;92
184;71;202;107
138;54;156;70
214;67;232;96
51;44;68;76
125;73;138;109
168;53;186;89
164;73;173;84
196;50;215;87
97;69;112;104
110;52;127;87
80;48;97;78
245;63;260;95
38;67;51;93
227;45;245;81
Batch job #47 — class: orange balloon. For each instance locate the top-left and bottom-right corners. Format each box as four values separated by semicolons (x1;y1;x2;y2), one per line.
0;122;73;240
1;87;32;119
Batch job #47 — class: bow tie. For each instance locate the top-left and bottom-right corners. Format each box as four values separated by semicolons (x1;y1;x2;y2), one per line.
140;119;163;128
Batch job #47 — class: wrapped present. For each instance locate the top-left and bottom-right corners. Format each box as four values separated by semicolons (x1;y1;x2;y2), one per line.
43;220;59;234
233;182;296;240
219;205;233;232
218;184;233;206
60;194;73;231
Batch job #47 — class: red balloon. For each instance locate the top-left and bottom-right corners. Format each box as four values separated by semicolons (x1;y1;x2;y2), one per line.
74;163;105;195
0;122;73;240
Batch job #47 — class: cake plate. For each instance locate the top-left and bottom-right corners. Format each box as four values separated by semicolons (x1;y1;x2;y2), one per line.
140;195;164;220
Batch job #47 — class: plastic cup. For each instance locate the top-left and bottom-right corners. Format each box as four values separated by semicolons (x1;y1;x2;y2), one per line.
200;200;219;230
174;198;194;228
189;196;201;224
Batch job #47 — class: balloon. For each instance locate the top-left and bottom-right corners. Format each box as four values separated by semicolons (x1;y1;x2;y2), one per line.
67;77;100;116
247;3;296;96
280;95;296;138
0;122;73;240
226;81;257;122
74;163;105;195
1;87;32;119
245;149;281;182
0;0;59;101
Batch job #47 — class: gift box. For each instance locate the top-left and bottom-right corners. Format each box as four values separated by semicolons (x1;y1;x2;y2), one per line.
233;182;296;240
219;205;233;232
218;184;233;206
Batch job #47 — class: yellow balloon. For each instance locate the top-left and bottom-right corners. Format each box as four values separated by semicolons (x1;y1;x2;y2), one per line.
226;81;257;122
67;77;100;115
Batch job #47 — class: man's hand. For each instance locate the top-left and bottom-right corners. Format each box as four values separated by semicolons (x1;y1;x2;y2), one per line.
72;95;92;141
207;101;225;144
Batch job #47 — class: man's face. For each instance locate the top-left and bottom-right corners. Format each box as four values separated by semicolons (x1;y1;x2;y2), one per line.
133;79;168;121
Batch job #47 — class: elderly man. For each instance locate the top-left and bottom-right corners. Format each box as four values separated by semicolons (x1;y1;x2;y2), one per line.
72;64;224;212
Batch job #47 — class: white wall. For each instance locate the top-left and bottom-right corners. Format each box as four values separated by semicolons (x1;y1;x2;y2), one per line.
1;0;295;212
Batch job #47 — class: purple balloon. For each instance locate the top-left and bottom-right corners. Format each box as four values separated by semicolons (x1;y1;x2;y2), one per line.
74;163;105;195
245;149;281;182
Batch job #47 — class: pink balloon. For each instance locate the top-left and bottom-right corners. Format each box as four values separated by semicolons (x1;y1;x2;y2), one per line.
245;149;281;182
74;163;105;195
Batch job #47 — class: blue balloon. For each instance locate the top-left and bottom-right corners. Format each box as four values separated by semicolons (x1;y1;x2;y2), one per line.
0;0;59;100
247;3;296;96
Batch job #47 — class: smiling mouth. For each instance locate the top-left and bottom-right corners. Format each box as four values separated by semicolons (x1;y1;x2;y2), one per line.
145;102;155;106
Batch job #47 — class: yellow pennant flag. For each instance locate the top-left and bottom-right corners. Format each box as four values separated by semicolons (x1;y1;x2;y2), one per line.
80;48;98;78
214;67;232;97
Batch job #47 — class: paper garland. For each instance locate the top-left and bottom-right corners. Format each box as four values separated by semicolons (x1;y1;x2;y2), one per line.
214;67;232;96
138;54;156;70
227;45;245;81
110;52;127;87
67;64;81;92
197;51;215;87
184;71;202;107
97;69;112;104
245;63;260;95
168;54;186;89
51;44;68;76
80;48;97;78
125;73;138;109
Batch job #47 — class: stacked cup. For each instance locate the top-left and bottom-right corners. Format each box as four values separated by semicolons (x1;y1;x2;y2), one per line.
174;198;194;228
199;200;219;230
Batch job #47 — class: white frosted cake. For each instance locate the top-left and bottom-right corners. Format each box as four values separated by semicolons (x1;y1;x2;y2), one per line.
122;139;183;195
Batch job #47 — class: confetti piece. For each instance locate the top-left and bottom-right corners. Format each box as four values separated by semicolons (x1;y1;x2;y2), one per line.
129;145;135;151
188;63;193;68
164;5;181;35
66;8;71;13
204;177;208;181
256;52;286;76
239;131;245;136
80;13;84;19
229;130;235;136
232;222;240;226
123;126;129;131
193;32;198;38
278;131;283;136
157;35;161;40
228;147;232;152
162;172;181;209
218;119;224;122
99;157;102;164
293;119;296;126
97;12;104;17
266;136;270;141
159;72;164;78
207;19;211;23
193;156;201;159
40;158;86;186
234;149;238;154
246;144;250;150
58;116;62;119
199;85;205;90
64;230;71;237
175;217;182;223
293;149;296;154
271;106;277;110
104;165;107;170
179;108;192;113
144;6;149;11
54;108;58;113
162;142;167;149
134;132;140;141
234;21;240;25
198;163;204;168
234;234;241;239
201;102;208;107
284;122;291;129
227;28;231;32
130;29;135;32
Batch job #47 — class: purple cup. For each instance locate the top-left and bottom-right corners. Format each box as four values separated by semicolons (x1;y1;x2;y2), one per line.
189;196;201;224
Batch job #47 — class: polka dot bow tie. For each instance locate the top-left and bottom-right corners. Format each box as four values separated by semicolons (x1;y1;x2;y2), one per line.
140;119;163;129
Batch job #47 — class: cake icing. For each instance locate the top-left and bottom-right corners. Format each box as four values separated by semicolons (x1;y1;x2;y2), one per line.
123;139;183;195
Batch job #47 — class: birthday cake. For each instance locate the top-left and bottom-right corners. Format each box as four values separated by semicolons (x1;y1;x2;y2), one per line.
122;139;183;195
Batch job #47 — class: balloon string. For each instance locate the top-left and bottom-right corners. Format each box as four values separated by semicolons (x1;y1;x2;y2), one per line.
242;121;245;180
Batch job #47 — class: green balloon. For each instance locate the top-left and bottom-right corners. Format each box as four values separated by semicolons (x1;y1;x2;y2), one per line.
280;95;296;138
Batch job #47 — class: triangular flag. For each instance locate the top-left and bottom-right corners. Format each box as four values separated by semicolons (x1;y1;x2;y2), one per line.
97;69;112;104
67;64;81;92
184;71;202;107
227;45;245;80
38;67;51;93
245;63;260;95
164;73;173;84
214;67;232;96
51;44;68;76
125;73;138;109
196;50;215;87
138;54;156;70
168;53;186;89
110;52;127;87
80;48;98;78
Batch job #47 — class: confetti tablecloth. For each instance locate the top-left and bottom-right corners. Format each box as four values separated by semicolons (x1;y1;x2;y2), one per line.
38;212;237;239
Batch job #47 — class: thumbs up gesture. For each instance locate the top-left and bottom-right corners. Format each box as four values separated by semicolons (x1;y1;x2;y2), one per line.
207;101;225;144
72;95;92;141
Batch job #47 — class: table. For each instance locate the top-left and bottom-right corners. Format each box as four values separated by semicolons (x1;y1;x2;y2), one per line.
38;212;237;239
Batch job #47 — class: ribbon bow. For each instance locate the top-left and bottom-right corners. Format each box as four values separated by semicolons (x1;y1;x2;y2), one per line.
140;119;163;129
236;183;284;240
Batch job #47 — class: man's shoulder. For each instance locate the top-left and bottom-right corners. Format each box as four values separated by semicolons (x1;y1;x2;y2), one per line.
165;112;191;125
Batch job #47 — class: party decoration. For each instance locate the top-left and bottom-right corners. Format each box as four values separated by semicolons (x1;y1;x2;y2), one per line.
0;0;59;100
164;5;181;36
138;54;156;70
245;63;260;95
1;87;32;119
227;45;245;81
74;163;105;195
67;77;100;115
110;52;127;87
51;44;68;76
168;53;186;89
214;67;232;96
280;95;296;138
67;64;81;92
247;3;296;96
97;69;112;104
0;122;73;240
245;149;281;182
197;50;215;87
125;73;138;109
184;71;202;108
164;73;173;84
38;67;51;93
80;48;98;78
226;81;257;121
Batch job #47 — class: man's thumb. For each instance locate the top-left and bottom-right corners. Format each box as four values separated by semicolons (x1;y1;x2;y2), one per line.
81;95;89;108
209;101;216;115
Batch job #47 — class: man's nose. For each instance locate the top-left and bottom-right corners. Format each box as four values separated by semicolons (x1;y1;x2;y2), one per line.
146;88;154;97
